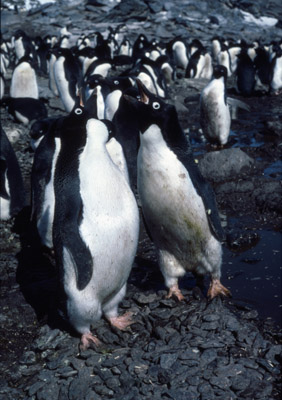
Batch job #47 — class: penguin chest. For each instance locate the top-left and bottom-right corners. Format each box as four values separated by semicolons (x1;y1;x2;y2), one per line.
78;150;139;274
138;139;210;260
11;64;38;99
54;58;74;112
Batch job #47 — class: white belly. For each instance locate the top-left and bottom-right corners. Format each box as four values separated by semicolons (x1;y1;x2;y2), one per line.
137;125;211;264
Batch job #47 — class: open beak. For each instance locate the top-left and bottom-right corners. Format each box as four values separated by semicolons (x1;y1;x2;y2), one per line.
123;78;149;105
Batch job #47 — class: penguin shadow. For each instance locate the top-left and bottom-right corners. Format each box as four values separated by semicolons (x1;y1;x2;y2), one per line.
14;206;71;333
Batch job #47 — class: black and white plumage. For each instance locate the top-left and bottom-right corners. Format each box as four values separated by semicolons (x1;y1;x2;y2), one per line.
52;106;139;350
269;48;282;94
124;80;231;300
10;56;39;99
200;65;231;146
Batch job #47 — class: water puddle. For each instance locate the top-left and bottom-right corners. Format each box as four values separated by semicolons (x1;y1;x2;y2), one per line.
222;229;282;328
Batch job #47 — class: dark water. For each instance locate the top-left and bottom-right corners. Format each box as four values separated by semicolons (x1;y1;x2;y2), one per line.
189;107;282;328
222;228;282;328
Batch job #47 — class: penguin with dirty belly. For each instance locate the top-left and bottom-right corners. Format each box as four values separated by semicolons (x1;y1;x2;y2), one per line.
124;80;231;301
52;105;139;350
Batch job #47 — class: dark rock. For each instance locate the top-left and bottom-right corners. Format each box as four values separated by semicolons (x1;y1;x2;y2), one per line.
199;148;255;182
159;352;179;369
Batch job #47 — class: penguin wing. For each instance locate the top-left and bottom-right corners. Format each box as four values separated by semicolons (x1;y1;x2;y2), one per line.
175;146;226;242
53;157;93;291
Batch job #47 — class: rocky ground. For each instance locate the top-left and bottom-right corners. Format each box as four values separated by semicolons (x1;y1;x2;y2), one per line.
0;0;282;399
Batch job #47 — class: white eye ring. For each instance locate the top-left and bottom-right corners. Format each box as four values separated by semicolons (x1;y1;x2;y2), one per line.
152;102;160;110
114;80;119;85
75;108;83;115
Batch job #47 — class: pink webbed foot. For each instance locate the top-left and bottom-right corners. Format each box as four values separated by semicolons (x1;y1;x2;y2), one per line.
108;311;134;331
80;332;101;352
166;283;185;301
207;279;231;299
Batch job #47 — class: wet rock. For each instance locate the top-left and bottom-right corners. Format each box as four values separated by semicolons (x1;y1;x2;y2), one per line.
199;148;255;182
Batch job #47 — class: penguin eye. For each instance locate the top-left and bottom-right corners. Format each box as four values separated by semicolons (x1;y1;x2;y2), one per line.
152;102;160;110
74;108;83;115
114;80;119;85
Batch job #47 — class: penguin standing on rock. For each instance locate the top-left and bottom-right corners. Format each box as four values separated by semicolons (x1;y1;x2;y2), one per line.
52;106;139;350
124;80;231;300
200;65;231;146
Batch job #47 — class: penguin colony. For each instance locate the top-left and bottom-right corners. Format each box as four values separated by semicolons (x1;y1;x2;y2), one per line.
1;25;281;350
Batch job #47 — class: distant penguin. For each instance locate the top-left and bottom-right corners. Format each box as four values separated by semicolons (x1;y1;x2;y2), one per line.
83;57;112;79
13;29;36;61
124;80;230;300
212;36;222;61
103;76;134;121
47;50;59;97
4;97;47;125
186;48;213;80
0;128;26;220
269;48;282;94
52;108;139;350
77;47;97;76
132;34;150;61
217;44;232;77
168;38;189;70
200;65;231;146
254;46;271;86
10;56;39;99
53;48;82;112
236;48;256;96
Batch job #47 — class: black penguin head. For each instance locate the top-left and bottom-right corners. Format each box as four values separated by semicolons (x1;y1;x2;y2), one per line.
123;79;181;145
213;65;228;81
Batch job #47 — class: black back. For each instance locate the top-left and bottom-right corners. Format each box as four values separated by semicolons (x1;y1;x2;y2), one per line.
124;82;226;241
52;106;94;291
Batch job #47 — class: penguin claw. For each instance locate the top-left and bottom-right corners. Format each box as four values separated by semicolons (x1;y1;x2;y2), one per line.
166;284;185;301
207;279;231;299
108;311;134;331
80;332;101;351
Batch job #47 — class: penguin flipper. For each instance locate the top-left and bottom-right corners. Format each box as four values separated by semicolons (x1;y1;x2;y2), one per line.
175;147;226;242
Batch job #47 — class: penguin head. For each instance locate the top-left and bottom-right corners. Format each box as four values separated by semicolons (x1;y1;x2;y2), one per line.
212;65;228;81
123;79;178;136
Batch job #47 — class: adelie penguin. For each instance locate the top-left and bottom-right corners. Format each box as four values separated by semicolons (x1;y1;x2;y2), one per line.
52;106;139;350
200;65;231;146
124;80;231;301
0;128;26;220
236;48;256;96
10;56;39;99
4;97;47;125
53;48;83;112
269;48;282;94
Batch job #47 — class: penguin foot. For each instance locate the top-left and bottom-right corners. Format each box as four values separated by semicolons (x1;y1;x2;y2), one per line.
207;279;231;299
166;284;185;301
80;332;101;351
108;311;134;331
